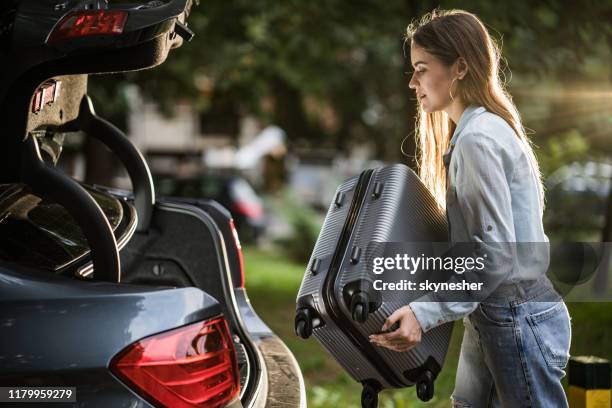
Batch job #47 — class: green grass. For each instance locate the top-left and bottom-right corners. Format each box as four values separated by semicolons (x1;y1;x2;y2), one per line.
242;246;612;407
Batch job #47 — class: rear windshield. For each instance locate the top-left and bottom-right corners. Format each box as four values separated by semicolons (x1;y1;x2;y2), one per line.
229;178;259;203
0;183;132;271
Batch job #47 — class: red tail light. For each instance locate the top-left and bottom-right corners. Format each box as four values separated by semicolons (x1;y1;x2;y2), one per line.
111;317;240;408
232;201;263;219
48;10;128;44
229;220;245;288
31;81;61;114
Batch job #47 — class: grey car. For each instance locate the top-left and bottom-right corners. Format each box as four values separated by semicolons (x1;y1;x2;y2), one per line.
0;185;305;408
0;0;305;407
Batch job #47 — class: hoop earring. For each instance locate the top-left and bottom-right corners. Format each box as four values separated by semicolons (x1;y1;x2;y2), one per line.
449;77;458;101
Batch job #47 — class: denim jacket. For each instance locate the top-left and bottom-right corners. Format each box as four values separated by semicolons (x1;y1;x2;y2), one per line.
410;106;550;332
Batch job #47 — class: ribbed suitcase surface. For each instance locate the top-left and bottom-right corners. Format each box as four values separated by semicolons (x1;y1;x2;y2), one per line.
295;163;453;406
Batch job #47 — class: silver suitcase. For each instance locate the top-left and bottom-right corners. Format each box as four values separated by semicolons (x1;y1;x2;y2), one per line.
295;163;454;407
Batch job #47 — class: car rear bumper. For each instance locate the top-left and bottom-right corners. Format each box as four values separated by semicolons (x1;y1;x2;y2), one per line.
256;335;306;408
234;288;306;408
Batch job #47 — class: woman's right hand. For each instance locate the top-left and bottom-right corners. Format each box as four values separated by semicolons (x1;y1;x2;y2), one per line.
368;305;423;352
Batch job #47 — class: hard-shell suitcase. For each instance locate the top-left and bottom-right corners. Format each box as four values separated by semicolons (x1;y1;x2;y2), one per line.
295;163;454;406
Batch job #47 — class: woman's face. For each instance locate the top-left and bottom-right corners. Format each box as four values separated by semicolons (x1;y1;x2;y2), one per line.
409;43;454;113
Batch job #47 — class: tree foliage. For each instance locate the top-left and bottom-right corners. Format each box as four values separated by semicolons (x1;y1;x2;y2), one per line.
89;0;612;164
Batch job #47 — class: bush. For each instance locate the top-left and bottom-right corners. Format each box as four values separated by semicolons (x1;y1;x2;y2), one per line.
274;191;323;263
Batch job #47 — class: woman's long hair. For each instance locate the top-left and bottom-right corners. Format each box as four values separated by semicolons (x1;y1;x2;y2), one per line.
406;9;544;209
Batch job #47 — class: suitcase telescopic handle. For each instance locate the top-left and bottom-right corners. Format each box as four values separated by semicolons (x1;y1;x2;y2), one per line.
20;136;121;282
61;95;155;232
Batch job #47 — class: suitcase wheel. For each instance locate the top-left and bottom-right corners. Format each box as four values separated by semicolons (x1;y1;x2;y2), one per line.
350;291;370;323
361;381;381;408
295;319;311;339
295;308;318;339
416;370;435;402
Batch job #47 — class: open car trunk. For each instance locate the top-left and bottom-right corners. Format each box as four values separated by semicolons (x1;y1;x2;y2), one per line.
0;1;305;406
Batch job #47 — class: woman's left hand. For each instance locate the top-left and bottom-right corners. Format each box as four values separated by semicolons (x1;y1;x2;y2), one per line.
369;305;423;352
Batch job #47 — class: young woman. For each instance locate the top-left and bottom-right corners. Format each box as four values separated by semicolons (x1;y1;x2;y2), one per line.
369;10;572;407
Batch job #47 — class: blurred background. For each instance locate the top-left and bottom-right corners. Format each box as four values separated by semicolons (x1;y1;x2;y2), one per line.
61;0;611;406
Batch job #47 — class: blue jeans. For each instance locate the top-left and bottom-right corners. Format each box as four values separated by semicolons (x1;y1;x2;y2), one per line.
451;276;571;408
